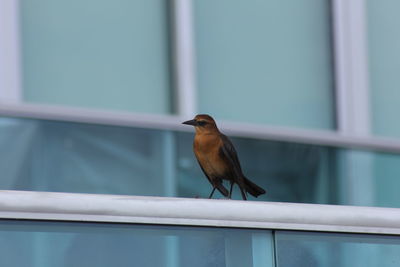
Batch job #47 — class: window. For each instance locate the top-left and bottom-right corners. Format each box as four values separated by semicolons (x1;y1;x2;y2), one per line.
367;0;400;138
2;116;400;208
19;0;171;114
194;0;335;129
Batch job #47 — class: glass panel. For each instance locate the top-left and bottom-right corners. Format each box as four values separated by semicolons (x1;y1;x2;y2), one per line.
0;117;170;196
373;152;400;207
336;150;400;208
194;0;335;129
2;116;400;208
0;220;274;267
19;0;171;114
367;0;400;137
276;231;400;267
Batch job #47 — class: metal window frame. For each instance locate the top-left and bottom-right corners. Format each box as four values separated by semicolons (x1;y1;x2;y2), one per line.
2;102;400;154
1;190;400;235
332;0;370;136
170;0;197;117
0;0;22;103
331;0;376;206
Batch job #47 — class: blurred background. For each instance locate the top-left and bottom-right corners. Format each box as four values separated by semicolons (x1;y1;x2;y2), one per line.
2;1;400;267
1;0;400;208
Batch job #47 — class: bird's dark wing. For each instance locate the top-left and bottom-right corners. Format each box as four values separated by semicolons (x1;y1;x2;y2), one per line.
219;134;249;200
219;134;266;198
196;159;229;197
219;134;244;178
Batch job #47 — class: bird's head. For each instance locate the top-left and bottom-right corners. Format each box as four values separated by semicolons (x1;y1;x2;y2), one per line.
182;114;219;134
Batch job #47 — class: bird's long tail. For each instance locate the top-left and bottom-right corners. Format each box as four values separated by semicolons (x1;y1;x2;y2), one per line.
243;176;266;197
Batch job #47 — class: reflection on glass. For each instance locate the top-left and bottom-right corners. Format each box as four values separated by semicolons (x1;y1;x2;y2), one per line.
276;231;400;267
0;117;171;196
373;152;400;207
2;116;400;209
0;220;274;267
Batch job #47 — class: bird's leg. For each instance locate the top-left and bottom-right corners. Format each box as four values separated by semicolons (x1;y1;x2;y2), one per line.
229;182;234;199
239;187;247;200
208;187;217;199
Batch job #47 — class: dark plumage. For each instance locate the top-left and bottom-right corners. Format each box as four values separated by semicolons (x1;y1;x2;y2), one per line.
182;114;266;200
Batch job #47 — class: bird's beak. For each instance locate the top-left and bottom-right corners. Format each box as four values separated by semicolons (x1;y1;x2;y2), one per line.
182;119;197;126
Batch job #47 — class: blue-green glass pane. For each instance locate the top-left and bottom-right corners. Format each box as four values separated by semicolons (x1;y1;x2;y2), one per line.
367;0;400;137
20;0;171;114
276;231;400;267
373;153;400;207
336;150;400;208
3;116;400;209
0;117;169;195
194;0;334;129
0;220;274;267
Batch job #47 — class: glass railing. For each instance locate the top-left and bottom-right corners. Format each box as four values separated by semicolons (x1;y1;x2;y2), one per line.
0;190;399;267
276;231;400;267
2;221;399;267
0;219;273;267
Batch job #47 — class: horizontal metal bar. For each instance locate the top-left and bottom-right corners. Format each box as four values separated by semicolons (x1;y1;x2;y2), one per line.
0;190;400;235
0;102;186;131
1;102;400;154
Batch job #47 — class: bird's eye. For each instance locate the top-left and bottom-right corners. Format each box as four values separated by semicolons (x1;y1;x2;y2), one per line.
197;121;207;126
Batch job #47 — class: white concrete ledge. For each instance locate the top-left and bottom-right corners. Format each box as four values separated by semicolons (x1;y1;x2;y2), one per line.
0;190;399;235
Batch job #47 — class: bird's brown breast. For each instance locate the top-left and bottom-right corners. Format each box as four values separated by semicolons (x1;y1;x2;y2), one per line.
193;133;229;176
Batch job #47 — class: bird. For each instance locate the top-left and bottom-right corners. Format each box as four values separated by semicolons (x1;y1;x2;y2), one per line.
182;114;266;200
